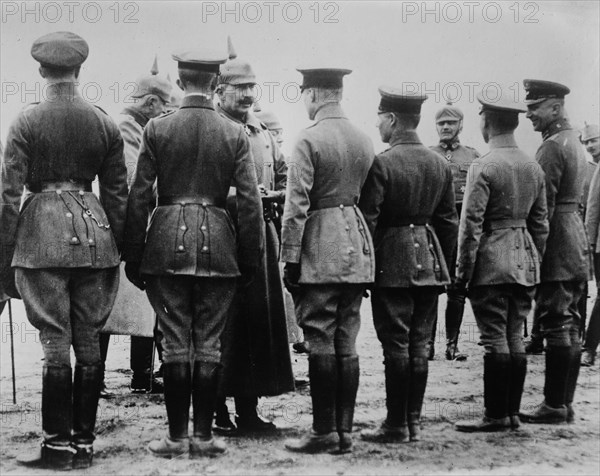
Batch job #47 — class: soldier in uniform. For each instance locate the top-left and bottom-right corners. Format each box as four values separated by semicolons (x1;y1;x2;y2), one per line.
429;103;480;361
359;87;458;443
519;80;592;424
0;32;128;469
583;124;600;366
213;45;294;434
100;57;172;395
454;93;548;432
123;48;263;457
281;68;375;454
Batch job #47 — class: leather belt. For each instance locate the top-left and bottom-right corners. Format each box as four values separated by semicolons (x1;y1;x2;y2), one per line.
554;203;579;213
309;197;357;211
483;218;527;232
158;196;225;208
28;180;92;193
379;216;430;228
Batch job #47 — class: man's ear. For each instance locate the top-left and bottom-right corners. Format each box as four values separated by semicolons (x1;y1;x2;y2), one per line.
551;101;562;116
458;119;464;133
38;66;46;78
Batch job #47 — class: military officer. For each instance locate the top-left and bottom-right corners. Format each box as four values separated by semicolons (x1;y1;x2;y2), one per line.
213;44;294;435
281;68;375;454
429;103;480;361
454;92;548;432
519;80;592;424
101;57;173;395
0;32;128;469
123;47;263;458
359;87;458;444
583;124;600;366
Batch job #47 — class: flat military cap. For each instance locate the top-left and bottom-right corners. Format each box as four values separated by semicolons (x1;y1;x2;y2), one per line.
378;86;428;114
581;123;600;141
31;31;89;68
171;48;228;72
297;68;352;89
132;57;173;103
255;110;282;130
477;91;526;114
523;79;570;104
435;102;463;122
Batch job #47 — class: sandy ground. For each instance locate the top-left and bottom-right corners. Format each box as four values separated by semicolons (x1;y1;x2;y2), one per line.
1;293;599;476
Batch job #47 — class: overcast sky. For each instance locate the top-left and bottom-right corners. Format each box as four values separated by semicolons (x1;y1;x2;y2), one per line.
1;0;599;157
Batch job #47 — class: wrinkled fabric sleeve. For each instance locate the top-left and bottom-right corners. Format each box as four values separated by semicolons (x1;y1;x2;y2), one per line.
280;135;315;263
98;122;128;250
0;114;30;298
527;175;549;258
431;163;459;268
122;122;158;262
457;163;488;282
536;140;564;222
116;116;143;187
358;156;386;237
586;165;600;250
233;128;263;270
271;135;288;199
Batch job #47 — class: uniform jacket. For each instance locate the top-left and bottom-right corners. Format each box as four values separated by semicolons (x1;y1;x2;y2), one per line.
580;160;597;219
0;83;128;298
536;118;591;282
586;165;600;250
457;134;549;287
359;130;458;288
281;103;375;284
123;95;263;277
430;140;480;204
116;108;148;187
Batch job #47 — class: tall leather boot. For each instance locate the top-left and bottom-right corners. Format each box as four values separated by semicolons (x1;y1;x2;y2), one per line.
407;356;429;441
235;395;276;433
285;354;338;453
148;362;191;458
334;355;359;453
455;353;511;432
190;361;227;458
428;317;437;361
507;353;527;429
445;291;467;361
72;364;103;469
520;346;569;423
361;356;410;443
17;366;75;470
565;344;582;424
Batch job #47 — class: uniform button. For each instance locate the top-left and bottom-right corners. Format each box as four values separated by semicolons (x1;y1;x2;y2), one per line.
416;264;423;270
202;202;208;207
435;266;440;271
339;204;344;209
179;201;186;206
345;226;350;231
66;212;72;218
56;190;62;195
79;190;85;196
414;243;420;248
178;245;185;251
358;226;364;231
409;224;415;229
202;246;209;251
348;247;355;254
180;225;187;231
88;239;94;244
429;244;434;249
200;226;207;231
71;237;78;243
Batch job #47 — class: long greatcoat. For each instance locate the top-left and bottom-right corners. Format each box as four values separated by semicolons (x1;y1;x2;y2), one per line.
217;107;294;397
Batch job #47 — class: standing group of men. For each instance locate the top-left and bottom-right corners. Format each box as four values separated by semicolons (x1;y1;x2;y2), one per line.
0;31;597;469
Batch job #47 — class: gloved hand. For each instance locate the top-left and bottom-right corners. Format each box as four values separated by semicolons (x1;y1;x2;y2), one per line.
125;262;146;291
283;262;301;293
260;190;281;204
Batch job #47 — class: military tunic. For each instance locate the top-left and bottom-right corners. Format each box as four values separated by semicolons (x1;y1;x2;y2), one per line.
359;130;458;360
123;95;263;364
457;134;548;354
281;103;375;355
535;118;592;348
430;140;480;204
0;82;128;365
216;106;294;397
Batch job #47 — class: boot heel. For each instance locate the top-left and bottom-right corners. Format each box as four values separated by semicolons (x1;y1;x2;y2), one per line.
72;443;93;469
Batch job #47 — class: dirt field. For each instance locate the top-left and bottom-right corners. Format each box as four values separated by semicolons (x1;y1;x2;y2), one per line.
1;294;599;476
